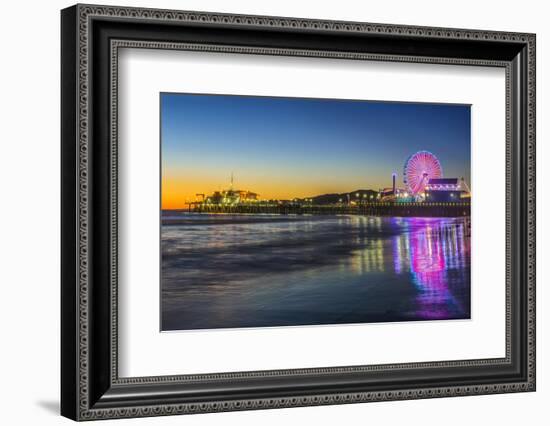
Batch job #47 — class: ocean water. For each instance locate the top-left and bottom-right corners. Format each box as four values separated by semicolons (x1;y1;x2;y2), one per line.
161;213;471;331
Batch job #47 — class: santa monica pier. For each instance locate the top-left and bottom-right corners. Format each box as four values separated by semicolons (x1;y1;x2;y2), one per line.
189;151;471;217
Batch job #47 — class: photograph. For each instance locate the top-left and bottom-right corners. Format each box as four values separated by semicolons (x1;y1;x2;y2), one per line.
160;93;472;331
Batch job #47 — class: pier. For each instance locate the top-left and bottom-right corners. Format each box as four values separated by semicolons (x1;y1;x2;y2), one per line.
191;202;470;217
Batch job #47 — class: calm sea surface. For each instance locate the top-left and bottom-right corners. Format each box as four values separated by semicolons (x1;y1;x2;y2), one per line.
161;212;471;331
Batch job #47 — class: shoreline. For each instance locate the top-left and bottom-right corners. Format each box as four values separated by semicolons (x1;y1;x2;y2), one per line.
162;202;471;219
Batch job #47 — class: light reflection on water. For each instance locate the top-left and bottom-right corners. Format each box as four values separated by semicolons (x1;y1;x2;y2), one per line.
161;213;470;331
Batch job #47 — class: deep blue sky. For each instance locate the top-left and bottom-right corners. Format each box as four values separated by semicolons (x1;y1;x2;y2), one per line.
161;93;470;207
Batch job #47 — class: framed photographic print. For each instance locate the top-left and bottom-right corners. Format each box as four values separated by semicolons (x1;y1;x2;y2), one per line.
61;4;536;421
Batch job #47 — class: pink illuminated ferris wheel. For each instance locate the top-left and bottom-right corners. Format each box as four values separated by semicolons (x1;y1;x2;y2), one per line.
403;151;443;195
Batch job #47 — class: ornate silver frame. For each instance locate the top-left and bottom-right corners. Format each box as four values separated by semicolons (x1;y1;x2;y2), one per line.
61;4;536;421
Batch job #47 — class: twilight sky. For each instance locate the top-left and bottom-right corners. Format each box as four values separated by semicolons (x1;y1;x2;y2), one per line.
161;93;470;209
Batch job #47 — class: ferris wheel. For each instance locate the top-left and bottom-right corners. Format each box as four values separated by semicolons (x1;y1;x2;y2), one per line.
403;151;443;196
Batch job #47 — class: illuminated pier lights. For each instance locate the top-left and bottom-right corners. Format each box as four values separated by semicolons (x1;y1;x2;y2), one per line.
197;173;260;206
380;151;471;203
424;177;471;202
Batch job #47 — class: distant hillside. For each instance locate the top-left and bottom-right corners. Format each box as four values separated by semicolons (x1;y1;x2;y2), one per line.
299;189;378;205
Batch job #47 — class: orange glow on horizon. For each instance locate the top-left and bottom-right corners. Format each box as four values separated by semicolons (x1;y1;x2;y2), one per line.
161;172;387;210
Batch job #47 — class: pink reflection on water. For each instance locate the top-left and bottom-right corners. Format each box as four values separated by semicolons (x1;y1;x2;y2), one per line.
394;218;469;319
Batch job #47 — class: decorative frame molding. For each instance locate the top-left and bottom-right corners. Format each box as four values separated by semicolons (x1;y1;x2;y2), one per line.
61;4;535;421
